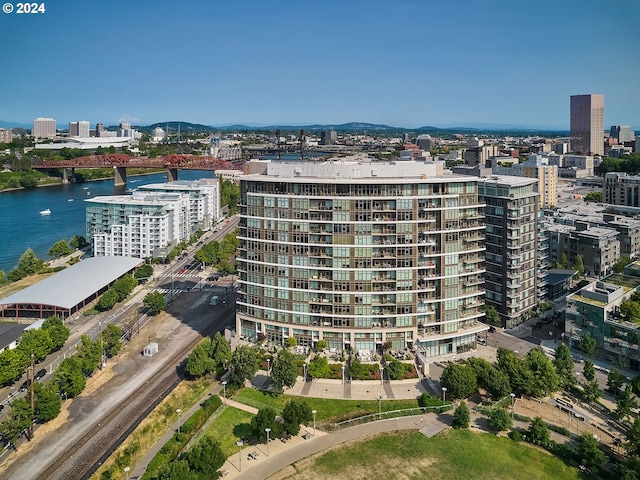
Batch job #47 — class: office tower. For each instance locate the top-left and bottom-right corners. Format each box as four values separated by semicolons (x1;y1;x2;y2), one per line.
0;128;13;143
610;125;635;144
320;130;337;145
236;160;487;356
96;123;105;137
570;94;604;155
78;121;90;137
33;118;56;139
478;176;540;328
416;134;434;151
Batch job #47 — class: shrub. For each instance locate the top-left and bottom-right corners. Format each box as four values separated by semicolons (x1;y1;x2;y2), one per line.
509;429;523;442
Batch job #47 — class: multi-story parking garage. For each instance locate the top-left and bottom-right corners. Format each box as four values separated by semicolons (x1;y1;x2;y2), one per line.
236;159;488;357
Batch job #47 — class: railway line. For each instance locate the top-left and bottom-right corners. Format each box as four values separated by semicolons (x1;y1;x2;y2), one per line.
39;302;235;480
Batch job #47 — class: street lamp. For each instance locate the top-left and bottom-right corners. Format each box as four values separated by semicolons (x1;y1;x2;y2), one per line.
267;358;271;376
442;387;447;402
380;366;384;385
265;427;271;456
510;393;516;418
342;365;345;385
236;440;243;472
176;409;182;433
124;466;130;480
312;409;317;436
303;363;307;381
222;381;227;403
377;395;383;418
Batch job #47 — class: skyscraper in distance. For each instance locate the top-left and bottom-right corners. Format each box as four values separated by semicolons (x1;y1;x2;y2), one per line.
570;94;604;156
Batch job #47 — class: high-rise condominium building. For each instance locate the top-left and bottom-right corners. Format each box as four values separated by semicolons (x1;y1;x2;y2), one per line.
479;176;541;328
68;121;89;137
610;125;635;144
236;159;487;356
33;118;56;139
570;94;604;156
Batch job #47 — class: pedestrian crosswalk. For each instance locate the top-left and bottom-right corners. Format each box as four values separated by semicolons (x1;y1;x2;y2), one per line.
156;288;184;295
157;273;201;279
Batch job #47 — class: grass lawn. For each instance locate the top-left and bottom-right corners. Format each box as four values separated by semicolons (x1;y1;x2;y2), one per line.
276;429;587;480
202;406;255;457
234;388;420;421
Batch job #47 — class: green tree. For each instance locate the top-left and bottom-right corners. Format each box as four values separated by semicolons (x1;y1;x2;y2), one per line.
620;300;640;322
307;356;332;379
607;367;625;395
77;335;101;376
484;305;500;325
185;343;215;378
452;402;470;429
53;356;86;398
19;174;38;188
0;270;5;283
527;417;550;446
315;339;328;351
1;398;34;446
554;343;575;388
271;349;298;391
134;264;154;281
17;328;52;363
632;373;640;398
69;235;88;249
583;379;602;403
96;289;119;311
250;407;283;439
48;239;72;258
576;432;607;473
284;336;298;348
112;274;137;301
573;255;585;277
616;385;637;421
578;334;597;358
526;348;560;397
583;360;596;382
385;358;406;380
626;416;640;457
33;382;61;423
440;363;477;400
102;324;122;357
496;347;533;395
559;253;569;269
349;357;368;380
0;349;27;386
42;316;70;351
615;255;634;273
488;408;512;432
144;291;166;315
8;248;43;281
229;345;259;387
485;367;512;399
281;399;312;436
584;191;603;203
210;332;231;369
185;436;226;476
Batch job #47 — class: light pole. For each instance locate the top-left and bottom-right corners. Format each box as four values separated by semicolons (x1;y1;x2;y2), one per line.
312;409;317;436
267;358;271;376
222;381;227;403
442;387;447;402
377;395;383;418
303;363;307;381
510;393;516;418
237;440;243;472
342;365;345;384
265;427;271;456
380;366;384;385
176;408;182;433
124;466;130;480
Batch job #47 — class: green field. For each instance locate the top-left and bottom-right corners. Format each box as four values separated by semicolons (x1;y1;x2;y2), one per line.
202;406;255;457
276;429;587;480
234;388;420;421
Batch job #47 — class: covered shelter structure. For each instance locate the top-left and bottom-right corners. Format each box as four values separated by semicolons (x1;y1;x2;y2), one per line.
0;256;143;319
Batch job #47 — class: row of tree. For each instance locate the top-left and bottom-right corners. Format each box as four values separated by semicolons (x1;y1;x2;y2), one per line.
193;233;239;275
0;324;123;448
96;274;138;311
0;317;69;386
185;333;232;379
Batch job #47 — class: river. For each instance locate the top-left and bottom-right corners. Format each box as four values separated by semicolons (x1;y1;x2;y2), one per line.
0;170;215;274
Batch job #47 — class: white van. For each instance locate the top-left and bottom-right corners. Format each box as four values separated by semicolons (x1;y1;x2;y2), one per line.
210;296;219;306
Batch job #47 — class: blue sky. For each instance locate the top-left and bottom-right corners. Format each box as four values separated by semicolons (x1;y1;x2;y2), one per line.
1;0;639;129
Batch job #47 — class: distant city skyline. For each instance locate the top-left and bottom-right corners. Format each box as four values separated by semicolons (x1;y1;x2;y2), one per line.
1;0;639;129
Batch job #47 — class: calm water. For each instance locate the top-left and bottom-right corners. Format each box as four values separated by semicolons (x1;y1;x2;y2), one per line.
0;171;214;273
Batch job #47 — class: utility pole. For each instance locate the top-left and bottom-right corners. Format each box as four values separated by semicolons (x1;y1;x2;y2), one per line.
29;353;35;440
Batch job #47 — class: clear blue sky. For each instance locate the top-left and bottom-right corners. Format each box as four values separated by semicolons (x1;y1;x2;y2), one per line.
1;0;639;129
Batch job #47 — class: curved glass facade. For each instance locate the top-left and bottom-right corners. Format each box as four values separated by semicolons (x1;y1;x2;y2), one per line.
236;161;488;357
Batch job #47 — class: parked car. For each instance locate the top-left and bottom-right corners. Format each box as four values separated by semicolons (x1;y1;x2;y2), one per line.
207;274;220;281
488;326;496;333
35;369;47;380
533;321;544;330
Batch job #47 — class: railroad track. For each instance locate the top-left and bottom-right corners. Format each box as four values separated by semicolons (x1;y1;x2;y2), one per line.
39;304;235;480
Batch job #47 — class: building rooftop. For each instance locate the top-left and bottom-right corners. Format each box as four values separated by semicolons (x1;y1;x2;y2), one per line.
0;256;143;312
86;191;185;206
478;175;538;187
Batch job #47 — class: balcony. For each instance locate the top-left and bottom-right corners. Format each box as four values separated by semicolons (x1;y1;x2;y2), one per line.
464;278;483;287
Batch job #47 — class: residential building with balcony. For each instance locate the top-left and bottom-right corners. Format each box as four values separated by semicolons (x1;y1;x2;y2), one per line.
86;191;190;259
236;159;487;357
478;176;540;328
565;273;640;371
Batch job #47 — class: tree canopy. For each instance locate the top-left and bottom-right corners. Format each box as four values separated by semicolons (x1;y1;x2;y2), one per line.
270;349;298;391
229;345;259;387
440;363;477;400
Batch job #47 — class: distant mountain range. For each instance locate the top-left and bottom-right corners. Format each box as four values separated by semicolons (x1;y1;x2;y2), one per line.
0;119;570;136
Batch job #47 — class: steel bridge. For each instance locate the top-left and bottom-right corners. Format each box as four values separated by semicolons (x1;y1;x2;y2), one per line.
33;154;245;186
